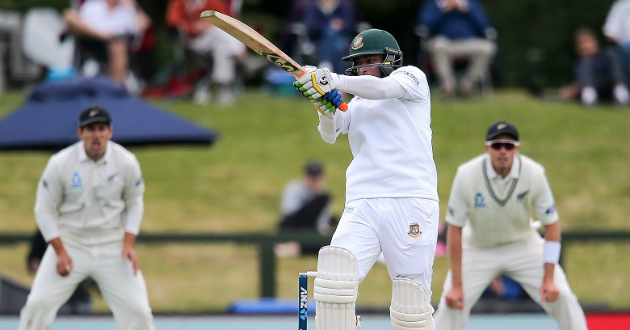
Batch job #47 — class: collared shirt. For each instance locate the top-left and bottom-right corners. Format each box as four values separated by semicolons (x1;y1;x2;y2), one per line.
335;66;439;203
35;141;145;245
446;154;558;247
484;155;521;199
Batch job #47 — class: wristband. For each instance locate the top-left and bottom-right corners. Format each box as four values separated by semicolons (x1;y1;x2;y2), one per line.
543;241;561;264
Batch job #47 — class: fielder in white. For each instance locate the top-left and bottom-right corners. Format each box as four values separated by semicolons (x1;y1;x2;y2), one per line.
19;106;155;330
295;29;440;330
433;121;588;330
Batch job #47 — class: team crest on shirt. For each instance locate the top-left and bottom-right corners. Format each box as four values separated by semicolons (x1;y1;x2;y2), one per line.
474;192;486;208
408;223;422;238
70;172;83;189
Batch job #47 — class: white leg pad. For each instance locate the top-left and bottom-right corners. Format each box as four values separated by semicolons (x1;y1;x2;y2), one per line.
390;278;432;330
314;246;360;330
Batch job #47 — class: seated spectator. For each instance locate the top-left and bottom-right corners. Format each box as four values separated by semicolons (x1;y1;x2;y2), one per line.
276;160;337;256
304;0;356;73
418;0;496;98
64;0;150;86
603;0;630;81
166;0;246;105
277;0;316;63
559;27;629;106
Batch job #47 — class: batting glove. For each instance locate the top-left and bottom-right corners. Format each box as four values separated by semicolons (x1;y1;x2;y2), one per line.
294;68;336;100
310;97;336;118
322;90;344;110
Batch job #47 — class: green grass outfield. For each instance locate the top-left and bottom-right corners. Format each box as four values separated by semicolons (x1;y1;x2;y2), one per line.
0;89;629;312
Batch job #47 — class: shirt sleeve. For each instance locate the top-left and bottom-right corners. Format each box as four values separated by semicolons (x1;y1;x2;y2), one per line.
34;157;64;242
122;156;145;235
445;170;468;228
334;74;407;100
532;174;559;225
389;66;430;102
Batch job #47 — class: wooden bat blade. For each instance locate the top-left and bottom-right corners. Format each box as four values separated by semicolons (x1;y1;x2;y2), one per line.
200;10;305;77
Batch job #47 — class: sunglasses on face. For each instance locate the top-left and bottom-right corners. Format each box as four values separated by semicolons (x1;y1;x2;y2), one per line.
485;140;520;151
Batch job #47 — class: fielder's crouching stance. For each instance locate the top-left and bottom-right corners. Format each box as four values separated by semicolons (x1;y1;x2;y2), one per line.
18;106;155;330
433;121;588;330
295;29;440;330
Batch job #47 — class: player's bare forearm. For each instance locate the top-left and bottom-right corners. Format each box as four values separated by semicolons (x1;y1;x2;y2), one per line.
542;223;560;275
446;224;464;310
544;221;561;242
49;237;66;255
543;263;555;283
49;237;73;276
124;232;137;246
447;224;464;287
123;232;140;275
541;222;561;302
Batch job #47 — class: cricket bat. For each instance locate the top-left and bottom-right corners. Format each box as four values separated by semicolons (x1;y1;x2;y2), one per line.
200;10;347;111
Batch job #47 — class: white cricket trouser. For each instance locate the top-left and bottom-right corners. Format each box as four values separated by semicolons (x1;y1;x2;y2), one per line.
433;233;588;330
331;198;439;311
429;36;496;90
189;27;245;85
18;237;155;330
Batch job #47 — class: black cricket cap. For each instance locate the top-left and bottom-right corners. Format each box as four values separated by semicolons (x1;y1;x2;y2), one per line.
304;160;323;176
78;105;112;127
486;120;519;141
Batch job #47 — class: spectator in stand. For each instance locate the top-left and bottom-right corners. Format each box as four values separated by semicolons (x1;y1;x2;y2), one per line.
603;0;630;81
276;160;336;256
418;0;496;98
166;0;246;105
304;0;356;73
559;27;629;106
64;0;151;86
277;0;316;61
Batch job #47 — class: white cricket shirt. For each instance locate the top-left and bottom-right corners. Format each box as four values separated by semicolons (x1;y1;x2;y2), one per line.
445;154;559;248
34;141;145;245
603;0;630;43
79;0;139;36
335;66;438;203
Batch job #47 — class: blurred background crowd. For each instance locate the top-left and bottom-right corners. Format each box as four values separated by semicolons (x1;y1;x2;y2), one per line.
0;0;628;107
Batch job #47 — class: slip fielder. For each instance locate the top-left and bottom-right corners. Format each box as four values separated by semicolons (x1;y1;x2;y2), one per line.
18;106;155;330
433;121;588;330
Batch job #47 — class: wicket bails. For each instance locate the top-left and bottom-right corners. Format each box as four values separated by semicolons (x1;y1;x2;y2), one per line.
298;271;317;330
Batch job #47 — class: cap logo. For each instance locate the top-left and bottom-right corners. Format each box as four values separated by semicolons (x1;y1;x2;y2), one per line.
351;36;364;50
89;110;99;117
497;123;507;129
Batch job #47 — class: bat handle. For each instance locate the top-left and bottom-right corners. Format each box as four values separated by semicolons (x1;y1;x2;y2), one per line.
338;101;348;111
